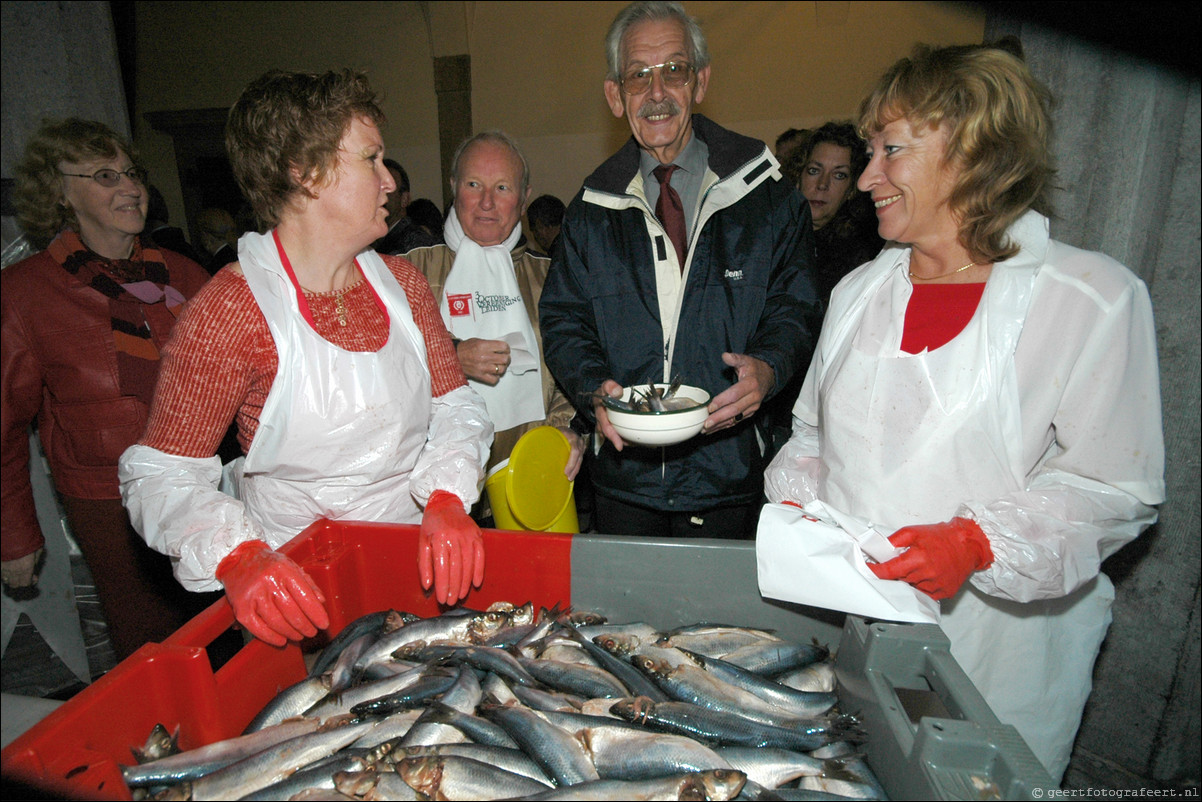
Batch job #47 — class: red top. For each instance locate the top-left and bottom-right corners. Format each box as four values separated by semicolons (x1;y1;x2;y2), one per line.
901;282;987;353
141;254;464;458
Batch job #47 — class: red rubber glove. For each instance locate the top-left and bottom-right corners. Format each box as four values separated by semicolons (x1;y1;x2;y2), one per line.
215;540;329;647
418;490;485;606
868;517;993;600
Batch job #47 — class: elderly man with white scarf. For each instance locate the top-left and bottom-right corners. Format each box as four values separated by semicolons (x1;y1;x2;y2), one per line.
405;131;582;484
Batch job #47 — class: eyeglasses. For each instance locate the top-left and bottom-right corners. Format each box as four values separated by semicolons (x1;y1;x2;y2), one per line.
59;167;148;187
620;61;695;94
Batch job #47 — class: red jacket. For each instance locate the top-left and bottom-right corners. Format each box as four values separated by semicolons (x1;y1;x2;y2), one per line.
1;238;209;560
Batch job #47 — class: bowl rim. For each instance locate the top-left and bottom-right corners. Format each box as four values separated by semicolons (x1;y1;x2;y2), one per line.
609;383;711;417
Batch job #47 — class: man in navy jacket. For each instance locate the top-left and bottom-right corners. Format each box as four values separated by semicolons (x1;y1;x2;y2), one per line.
539;1;817;538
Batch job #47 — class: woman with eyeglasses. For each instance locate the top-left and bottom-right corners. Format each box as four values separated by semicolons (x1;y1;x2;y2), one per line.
2;118;212;659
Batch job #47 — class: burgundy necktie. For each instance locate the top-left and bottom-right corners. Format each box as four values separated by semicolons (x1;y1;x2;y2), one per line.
652;164;687;270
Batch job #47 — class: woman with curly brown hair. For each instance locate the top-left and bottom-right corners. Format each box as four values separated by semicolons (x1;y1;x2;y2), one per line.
766;43;1164;779
119;71;492;647
782;121;883;304
2;118;212;659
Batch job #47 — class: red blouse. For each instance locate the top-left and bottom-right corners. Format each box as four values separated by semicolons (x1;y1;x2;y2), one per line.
901;282;987;354
141;255;465;458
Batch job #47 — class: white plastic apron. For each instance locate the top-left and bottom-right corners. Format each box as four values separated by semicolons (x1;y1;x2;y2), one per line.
233;231;432;542
816;256;1111;780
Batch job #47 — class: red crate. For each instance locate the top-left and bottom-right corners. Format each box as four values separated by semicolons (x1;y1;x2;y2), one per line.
0;520;573;799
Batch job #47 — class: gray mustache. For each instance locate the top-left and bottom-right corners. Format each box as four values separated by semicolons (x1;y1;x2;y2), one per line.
638;98;680;119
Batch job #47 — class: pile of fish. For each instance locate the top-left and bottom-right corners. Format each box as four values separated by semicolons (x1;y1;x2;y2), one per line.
122;603;884;800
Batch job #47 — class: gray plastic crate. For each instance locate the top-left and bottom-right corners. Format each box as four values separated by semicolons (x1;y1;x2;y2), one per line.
571;533;1057;800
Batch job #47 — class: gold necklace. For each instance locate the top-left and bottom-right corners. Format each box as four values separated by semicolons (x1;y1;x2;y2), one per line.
333;289;349;327
909;261;976;281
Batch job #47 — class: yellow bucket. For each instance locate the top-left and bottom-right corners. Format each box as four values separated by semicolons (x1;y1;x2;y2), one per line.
485;426;579;533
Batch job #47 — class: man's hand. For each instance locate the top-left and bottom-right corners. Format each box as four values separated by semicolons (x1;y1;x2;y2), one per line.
592;379;627;452
2;548;44;588
456;338;511;385
703;352;775;433
557;427;584;480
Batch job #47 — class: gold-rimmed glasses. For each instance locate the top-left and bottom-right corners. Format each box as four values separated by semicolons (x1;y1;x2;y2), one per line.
620;61;695;95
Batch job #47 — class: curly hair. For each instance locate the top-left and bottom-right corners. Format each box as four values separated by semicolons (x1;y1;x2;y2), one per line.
14;118;136;249
782;121;871;239
858;41;1054;263
226;69;386;227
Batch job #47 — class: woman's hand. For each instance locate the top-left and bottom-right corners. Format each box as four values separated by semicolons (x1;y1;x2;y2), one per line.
418;490;485;606
2;548;44;588
456;338;511;385
215;540;329;647
869;517;993;599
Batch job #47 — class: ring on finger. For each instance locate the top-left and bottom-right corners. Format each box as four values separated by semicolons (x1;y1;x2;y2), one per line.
734;412;744;422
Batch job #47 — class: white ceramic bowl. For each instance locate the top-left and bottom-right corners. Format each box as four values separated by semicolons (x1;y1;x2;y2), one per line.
605;384;711;447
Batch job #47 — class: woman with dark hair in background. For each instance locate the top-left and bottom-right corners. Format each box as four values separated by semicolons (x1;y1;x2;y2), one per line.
119;70;492;647
2;118;212;659
783;121;883;304
768;122;882;455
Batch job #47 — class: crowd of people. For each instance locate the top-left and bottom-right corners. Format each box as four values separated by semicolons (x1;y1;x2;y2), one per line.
0;1;1163;783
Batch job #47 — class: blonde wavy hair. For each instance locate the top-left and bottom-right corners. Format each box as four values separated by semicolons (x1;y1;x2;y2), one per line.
14;118;136;250
859;41;1054;263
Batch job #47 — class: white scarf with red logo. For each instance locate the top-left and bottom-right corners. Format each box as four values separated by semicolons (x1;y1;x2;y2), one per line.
440;208;544;431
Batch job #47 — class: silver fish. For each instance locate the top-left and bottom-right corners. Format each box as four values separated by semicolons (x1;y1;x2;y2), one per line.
388;744;554;786
239;751;370;800
130;722;179;764
188;717;375;801
399;665;481;746
122;718;322;787
522;769;747;801
610;697;859;752
631;656;817;728
657;625;781;656
302;663;432;721
517;655;631;698
719;638;830;675
243;673;334;732
333;769;423;800
326;631;378;693
777;659;838;693
308;609;401;678
714;746;836;788
396;754;554;800
578;725;732;780
411;700;520;749
354;610;508;671
479;701;601;786
677;648;838;718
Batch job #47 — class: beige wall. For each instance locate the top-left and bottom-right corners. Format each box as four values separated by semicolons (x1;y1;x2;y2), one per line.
133;1;984;227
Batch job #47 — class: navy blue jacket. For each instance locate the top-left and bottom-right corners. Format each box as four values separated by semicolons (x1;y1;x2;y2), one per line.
539;115;818;511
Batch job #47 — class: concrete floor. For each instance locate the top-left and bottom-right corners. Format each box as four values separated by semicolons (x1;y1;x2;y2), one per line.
1;554;117;748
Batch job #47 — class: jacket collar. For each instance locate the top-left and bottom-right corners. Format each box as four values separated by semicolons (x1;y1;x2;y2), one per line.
584;114;772;197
